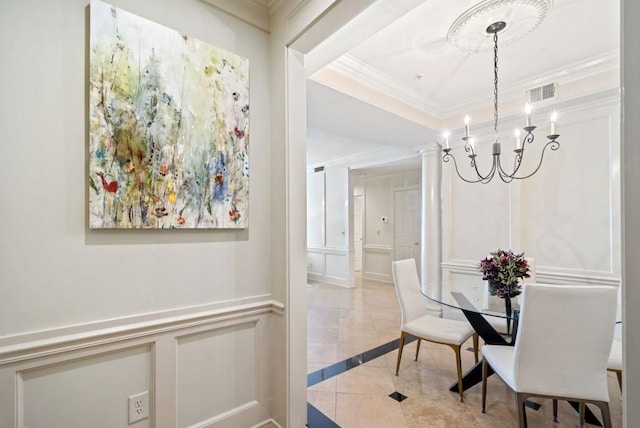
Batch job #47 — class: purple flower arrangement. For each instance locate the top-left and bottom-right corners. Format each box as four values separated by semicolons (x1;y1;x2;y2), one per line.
479;249;530;298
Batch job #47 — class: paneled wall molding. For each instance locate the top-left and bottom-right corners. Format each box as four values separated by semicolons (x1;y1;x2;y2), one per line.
0;298;284;366
307;247;352;287
362;244;393;252
442;260;620;287
307;245;350;254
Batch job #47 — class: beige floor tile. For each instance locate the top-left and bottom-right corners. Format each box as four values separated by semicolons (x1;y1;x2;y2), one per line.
308;390;336;420
337;326;379;344
335;393;407;428
336;365;396;395
308;376;337;393
307;342;337;365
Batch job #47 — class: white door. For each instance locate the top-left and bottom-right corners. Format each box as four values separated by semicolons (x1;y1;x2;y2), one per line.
353;195;363;271
394;188;421;274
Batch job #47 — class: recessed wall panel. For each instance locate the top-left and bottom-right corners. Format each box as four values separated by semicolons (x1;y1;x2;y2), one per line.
521;108;617;273
21;346;152;428
176;322;257;427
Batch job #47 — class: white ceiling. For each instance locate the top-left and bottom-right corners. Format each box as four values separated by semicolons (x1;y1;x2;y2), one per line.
306;0;620;172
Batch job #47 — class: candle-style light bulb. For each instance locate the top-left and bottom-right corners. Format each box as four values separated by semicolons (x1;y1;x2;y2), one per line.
464;114;470;138
550;110;558;135
442;130;450;149
524;103;532;127
514;128;522;150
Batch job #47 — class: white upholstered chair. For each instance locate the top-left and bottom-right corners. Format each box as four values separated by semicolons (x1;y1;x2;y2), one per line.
481;283;618;428
392;258;478;402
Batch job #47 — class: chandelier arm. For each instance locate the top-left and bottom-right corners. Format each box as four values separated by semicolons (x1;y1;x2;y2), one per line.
443;151;493;184
471;153;499;184
495;154;518;183
465;139;495;180
508;130;535;176
510;139;561;180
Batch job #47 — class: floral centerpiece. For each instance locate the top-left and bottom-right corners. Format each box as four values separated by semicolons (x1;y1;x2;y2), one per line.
479;249;530;299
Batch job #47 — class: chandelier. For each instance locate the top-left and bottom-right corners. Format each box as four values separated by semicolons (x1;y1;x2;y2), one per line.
441;21;560;184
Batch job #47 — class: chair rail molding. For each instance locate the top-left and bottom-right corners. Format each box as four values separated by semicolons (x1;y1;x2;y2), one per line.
0;297;284;428
442;259;620;287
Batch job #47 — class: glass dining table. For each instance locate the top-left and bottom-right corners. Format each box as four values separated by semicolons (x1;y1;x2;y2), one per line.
421;279;518;393
422;278;609;426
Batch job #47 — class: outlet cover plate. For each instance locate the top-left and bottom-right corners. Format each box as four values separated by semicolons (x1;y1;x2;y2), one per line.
128;391;149;424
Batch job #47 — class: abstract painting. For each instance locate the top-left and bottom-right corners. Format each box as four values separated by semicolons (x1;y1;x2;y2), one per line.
89;1;249;228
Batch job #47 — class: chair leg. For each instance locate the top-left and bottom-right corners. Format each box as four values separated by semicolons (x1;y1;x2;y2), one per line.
395;331;407;375
482;358;488;413
552;399;558;422
414;338;422;360
615;370;622;393
472;333;479;363
451;345;464;402
591;400;613;428
579;402;586;428
516;392;529;428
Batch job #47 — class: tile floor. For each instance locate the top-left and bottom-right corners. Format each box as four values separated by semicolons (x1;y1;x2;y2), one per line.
307;275;623;427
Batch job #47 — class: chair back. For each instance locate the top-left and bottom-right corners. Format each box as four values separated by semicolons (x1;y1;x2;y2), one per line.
392;259;427;326
512;283;617;401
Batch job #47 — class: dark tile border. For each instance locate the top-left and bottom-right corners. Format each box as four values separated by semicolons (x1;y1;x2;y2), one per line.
306;336;418;427
307;402;340;428
307;337;417;387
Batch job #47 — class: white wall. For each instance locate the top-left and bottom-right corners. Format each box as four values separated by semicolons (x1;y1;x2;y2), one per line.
442;94;621;287
0;0;279;426
306;165;352;286
357;170;421;283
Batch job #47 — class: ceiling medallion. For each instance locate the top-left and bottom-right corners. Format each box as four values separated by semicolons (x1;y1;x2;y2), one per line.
447;0;553;54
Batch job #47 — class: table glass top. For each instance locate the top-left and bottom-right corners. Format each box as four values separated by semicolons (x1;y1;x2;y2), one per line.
421;278;521;320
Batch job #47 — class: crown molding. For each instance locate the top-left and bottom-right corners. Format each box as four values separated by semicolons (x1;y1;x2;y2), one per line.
307;144;418;171
327;50;620;119
199;0;271;32
443;49;620;115
327;54;444;118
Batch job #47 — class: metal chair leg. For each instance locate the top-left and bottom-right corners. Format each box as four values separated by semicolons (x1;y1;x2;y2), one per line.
472;333;479;363
415;338;422;361
482;358;488;413
395;331;406;375
553;399;558;422
451;344;464;402
516;392;528;428
593;400;613;428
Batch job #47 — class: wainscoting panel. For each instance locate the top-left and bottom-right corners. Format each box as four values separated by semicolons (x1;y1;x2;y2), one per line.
0;298;283;428
20;345;152;428
362;245;393;283
176;321;258;428
307;247;351;286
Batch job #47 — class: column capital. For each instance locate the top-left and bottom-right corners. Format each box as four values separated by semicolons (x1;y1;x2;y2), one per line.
418;141;443;158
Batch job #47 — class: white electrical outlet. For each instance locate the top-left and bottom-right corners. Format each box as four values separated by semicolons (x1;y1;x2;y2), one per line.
128;391;149;424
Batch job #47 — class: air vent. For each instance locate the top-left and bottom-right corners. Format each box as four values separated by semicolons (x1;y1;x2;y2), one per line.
314;166;325;173
526;83;558;103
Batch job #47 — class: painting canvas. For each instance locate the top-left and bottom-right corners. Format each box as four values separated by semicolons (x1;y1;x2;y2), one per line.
89;1;249;228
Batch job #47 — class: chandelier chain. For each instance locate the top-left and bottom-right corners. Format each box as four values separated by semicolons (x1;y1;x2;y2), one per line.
493;31;499;143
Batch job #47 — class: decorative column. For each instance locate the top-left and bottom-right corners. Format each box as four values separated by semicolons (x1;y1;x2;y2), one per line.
420;142;443;317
